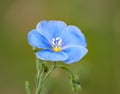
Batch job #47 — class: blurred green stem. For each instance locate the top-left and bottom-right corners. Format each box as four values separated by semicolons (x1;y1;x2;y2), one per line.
43;62;56;82
56;65;74;76
35;57;44;94
25;81;31;94
35;57;56;94
56;65;81;91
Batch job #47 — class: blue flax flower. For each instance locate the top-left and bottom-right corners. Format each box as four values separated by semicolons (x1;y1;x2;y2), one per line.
28;20;88;64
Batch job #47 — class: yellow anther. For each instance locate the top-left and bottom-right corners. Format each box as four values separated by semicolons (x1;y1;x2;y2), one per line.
52;47;61;52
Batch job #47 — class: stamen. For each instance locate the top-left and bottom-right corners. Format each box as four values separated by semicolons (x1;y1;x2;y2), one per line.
52;38;56;46
58;39;62;46
51;37;62;52
56;37;60;40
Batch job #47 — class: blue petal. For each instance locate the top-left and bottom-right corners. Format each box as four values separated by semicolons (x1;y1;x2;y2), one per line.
63;46;88;64
28;29;51;49
61;25;87;47
36;50;68;61
36;20;67;40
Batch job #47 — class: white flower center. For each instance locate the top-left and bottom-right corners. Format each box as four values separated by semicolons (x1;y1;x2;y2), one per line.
51;37;62;52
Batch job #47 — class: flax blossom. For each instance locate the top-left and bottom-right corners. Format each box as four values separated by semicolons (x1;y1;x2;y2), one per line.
28;20;88;64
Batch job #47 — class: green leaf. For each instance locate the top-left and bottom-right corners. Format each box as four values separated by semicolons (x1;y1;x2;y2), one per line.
25;81;31;94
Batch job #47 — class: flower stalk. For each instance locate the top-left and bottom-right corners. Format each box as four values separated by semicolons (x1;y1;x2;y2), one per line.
25;57;81;94
35;58;45;94
25;81;31;94
35;58;56;94
56;65;81;91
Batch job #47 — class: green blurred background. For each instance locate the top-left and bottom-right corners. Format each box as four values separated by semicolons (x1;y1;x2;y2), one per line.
0;0;120;94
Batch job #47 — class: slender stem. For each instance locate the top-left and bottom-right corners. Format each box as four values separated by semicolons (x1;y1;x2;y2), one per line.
56;65;74;78
35;57;40;87
25;81;31;94
35;59;57;94
43;62;56;82
56;65;74;74
35;57;44;94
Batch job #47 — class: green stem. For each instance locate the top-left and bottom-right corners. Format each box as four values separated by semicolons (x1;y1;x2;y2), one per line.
35;59;56;94
25;81;31;94
56;65;81;91
56;65;74;77
35;57;44;94
43;62;56;82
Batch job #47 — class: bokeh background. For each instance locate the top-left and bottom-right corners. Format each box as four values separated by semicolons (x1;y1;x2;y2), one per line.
0;0;120;94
